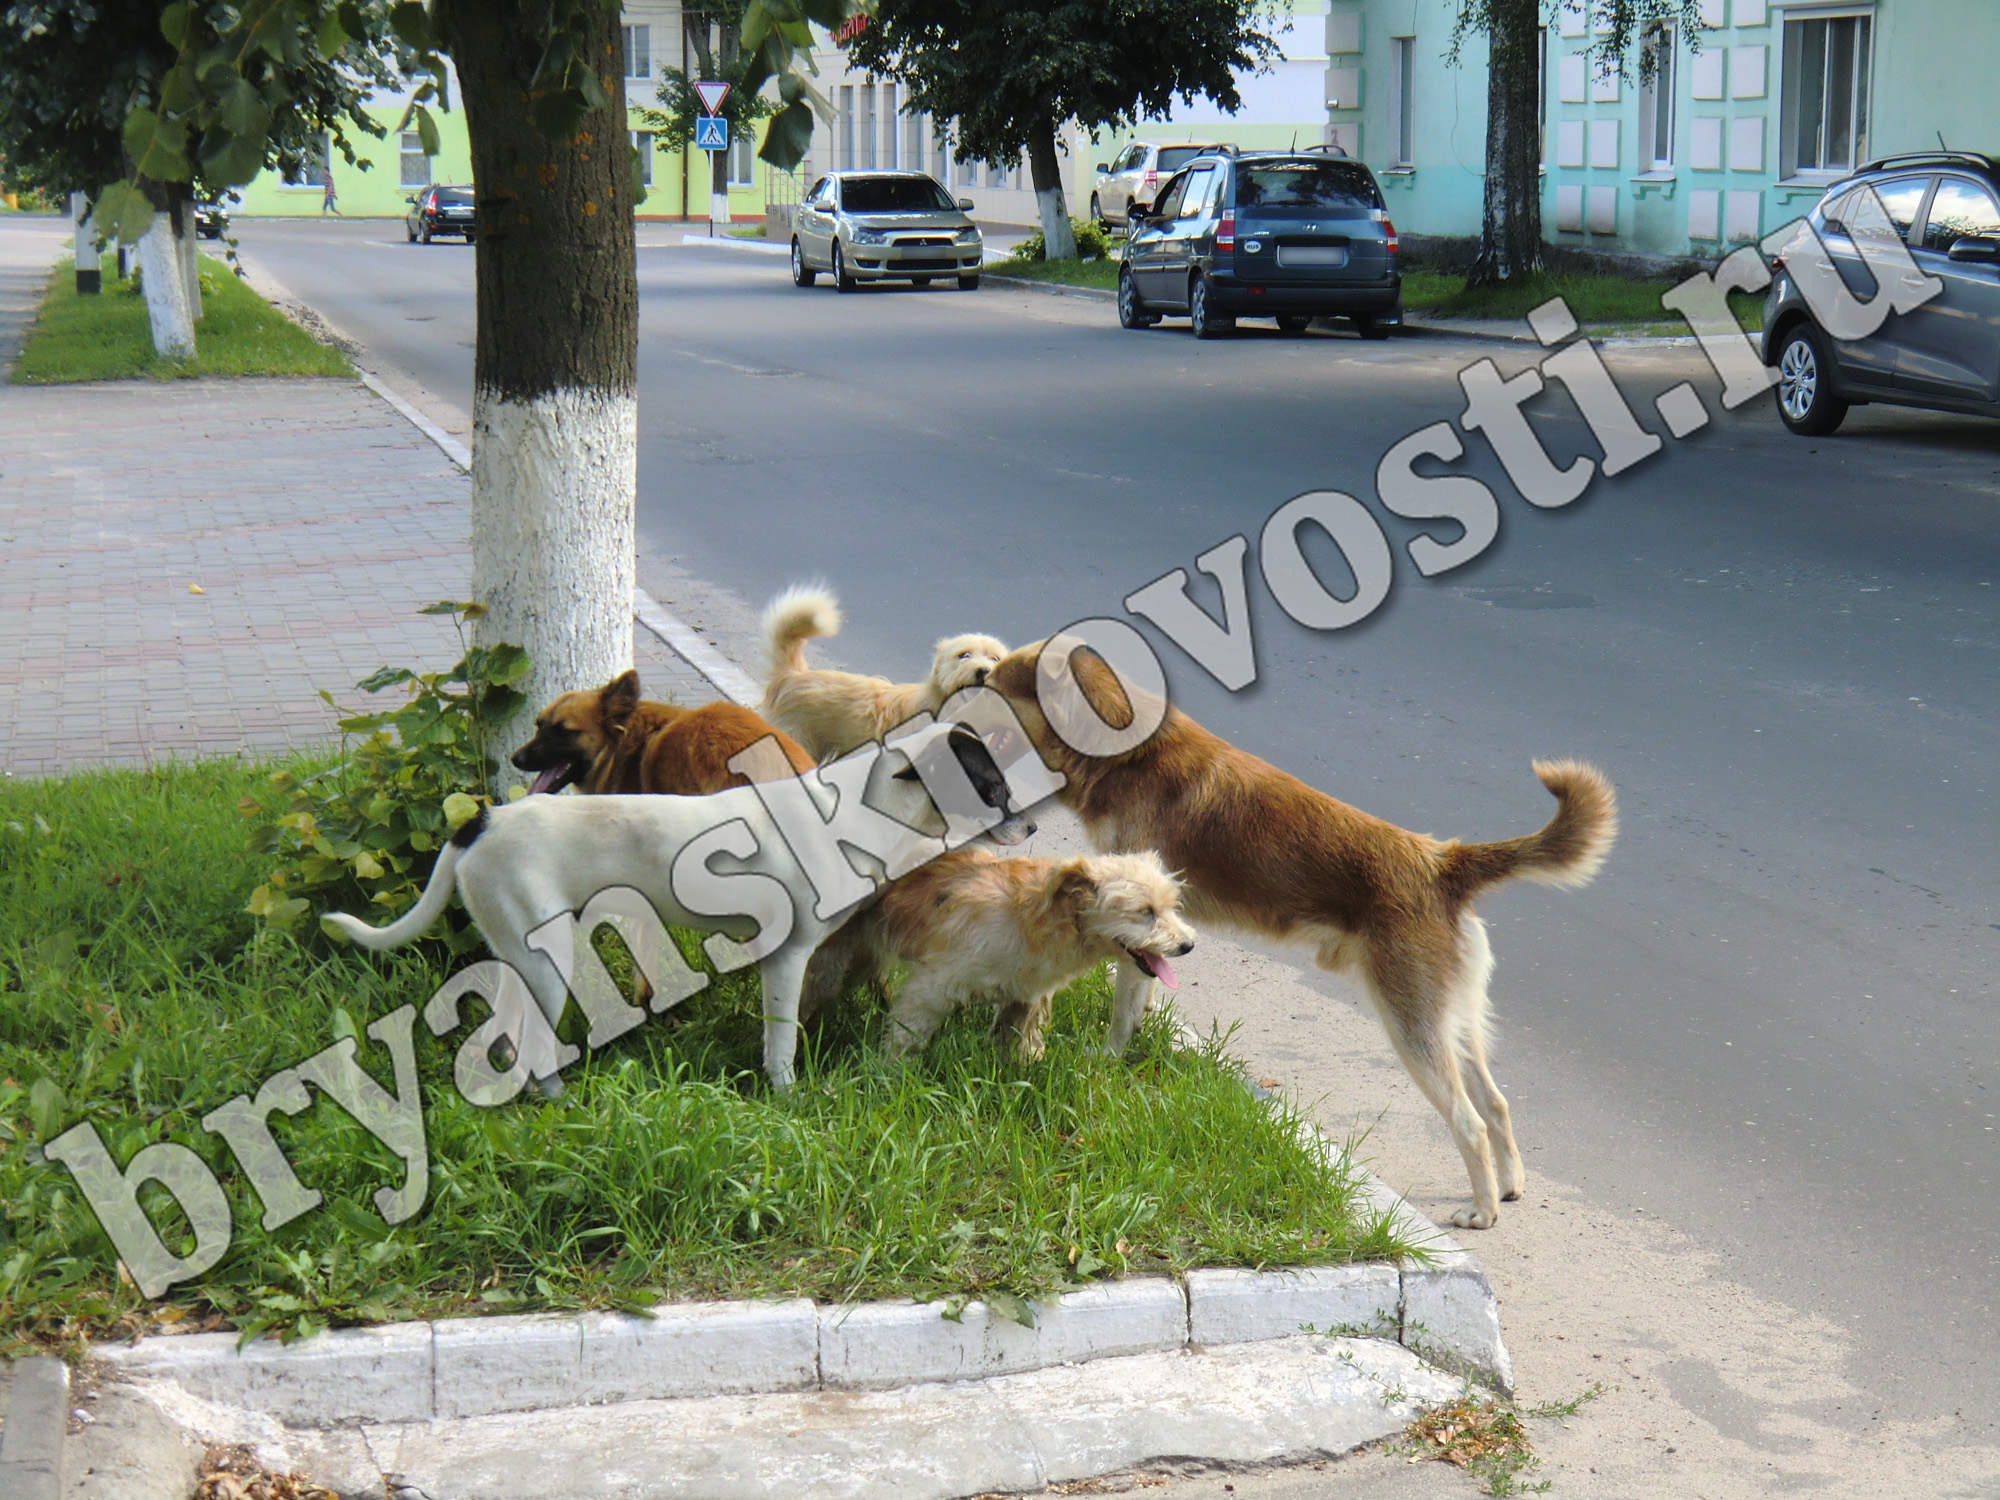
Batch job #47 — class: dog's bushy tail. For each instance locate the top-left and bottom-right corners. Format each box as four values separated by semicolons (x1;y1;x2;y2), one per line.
762;586;841;680
1439;760;1618;906
323;835;468;950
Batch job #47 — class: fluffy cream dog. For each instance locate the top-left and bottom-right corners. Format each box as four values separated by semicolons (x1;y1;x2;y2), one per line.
761;586;1007;761
807;848;1195;1060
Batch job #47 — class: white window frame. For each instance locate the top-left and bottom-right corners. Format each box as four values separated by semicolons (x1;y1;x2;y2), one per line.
728;131;755;188
838;85;854;171
1388;36;1415;168
622;24;651;82
1638;24;1676;169
1778;4;1872;179
631;129;654;188
398;131;431;190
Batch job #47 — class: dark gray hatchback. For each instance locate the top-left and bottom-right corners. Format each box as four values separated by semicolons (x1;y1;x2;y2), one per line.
1117;153;1402;339
1761;151;2000;435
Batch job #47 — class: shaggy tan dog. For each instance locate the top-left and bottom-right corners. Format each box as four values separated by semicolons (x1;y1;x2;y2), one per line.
806;848;1194;1060
761;586;1007;760
984;641;1617;1230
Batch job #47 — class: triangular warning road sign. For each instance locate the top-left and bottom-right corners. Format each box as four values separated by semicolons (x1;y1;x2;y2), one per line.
695;81;731;115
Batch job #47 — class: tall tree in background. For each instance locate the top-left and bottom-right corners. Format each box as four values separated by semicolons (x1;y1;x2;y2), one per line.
641;0;778;226
0;0;398;356
844;0;1276;262
1454;0;1699;287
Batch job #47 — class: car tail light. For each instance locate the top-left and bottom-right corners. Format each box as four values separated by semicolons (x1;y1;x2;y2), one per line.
1769;254;1787;271
1143;169;1157;189
1383;217;1399;254
1217;208;1235;250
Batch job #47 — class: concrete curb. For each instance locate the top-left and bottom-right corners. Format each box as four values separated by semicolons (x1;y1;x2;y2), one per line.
0;1356;69;1500
676;233;789;256
91;1220;1506;1430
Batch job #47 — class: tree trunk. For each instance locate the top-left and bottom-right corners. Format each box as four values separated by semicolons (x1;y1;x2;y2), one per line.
440;0;640;767
1028;121;1076;261
176;195;203;321
710;142;731;231
71;192;100;294
136;209;196;359
1469;0;1543;287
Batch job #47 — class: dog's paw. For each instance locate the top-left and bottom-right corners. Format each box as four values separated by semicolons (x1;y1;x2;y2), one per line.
1501;1181;1524;1202
1449;1204;1498;1230
533;1074;565;1100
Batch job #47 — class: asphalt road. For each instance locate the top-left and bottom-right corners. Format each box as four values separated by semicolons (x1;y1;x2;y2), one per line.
234;218;1999;1465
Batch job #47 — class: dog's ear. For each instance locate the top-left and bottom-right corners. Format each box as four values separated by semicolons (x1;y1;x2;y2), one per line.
602;669;641;733
1051;862;1095;908
1069;649;1137;732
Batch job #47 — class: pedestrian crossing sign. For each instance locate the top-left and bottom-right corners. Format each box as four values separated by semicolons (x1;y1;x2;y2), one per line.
695;116;728;152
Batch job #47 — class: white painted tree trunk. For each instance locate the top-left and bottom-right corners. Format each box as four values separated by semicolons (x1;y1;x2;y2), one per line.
177;206;203;321
1035;183;1077;260
136;212;196;360
470;387;637;781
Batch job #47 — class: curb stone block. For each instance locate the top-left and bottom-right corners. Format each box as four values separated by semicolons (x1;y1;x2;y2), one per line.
93;1324;434;1427
1185;1265;1401;1346
818;1278;1187;1390
1401;1252;1514;1394
576;1300;819;1404
0;1356;68;1500
432;1313;582;1420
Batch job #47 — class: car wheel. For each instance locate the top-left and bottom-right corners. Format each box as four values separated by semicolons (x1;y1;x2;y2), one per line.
1774;323;1849;436
1351;311;1392;340
1189;274;1232;339
1090;193;1105;228
1124;199;1137;226
833;243;857;292
1117;267;1157;330
406;224;416;242
1275;314;1312;334
419;224;432;244
957;272;980;290
791;239;816;287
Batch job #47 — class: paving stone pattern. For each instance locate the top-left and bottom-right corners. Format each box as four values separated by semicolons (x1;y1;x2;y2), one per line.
0;377;707;779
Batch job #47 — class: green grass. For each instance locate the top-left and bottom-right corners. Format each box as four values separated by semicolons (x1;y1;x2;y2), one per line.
1401;269;1764;333
987;255;1121;290
0;760;1415;1354
11;254;353;384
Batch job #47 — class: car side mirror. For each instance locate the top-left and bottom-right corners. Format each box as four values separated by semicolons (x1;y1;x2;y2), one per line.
405;196;416;205
957;197;974;212
1095;163;1109;174
1947;234;2000;263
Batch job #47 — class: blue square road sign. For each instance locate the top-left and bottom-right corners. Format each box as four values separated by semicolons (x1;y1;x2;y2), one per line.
695;116;729;151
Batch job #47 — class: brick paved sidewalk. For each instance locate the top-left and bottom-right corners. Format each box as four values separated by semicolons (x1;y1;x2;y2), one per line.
0;376;707;779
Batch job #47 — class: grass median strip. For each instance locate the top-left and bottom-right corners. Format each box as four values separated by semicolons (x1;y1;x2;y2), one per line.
0;760;1416;1355
11;254;352;384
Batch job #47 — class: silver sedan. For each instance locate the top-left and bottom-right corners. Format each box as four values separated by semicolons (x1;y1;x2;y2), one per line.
791;172;984;291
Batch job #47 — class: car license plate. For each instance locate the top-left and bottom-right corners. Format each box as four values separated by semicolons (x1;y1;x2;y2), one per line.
1277;244;1348;268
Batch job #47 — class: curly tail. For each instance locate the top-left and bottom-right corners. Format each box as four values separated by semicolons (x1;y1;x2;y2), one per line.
1439;760;1618;907
323;830;470;950
762;586;841;680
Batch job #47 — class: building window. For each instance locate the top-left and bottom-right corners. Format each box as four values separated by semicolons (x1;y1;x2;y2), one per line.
904;109;925;176
399;131;430;189
728;132;755;188
838;86;854;170
623;25;651;82
1638;26;1674;168
631;130;654;188
1782;11;1871;174
861;85;877;169
933;124;951;184
1388;37;1415;168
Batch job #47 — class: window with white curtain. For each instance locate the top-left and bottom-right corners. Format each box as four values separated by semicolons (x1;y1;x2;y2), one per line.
1782;10;1872;174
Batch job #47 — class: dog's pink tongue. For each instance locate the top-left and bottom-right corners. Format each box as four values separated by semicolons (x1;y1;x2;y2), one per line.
529;767;560;795
1141;952;1179;991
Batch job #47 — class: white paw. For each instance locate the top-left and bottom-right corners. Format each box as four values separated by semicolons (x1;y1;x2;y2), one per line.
1450;1204;1498;1230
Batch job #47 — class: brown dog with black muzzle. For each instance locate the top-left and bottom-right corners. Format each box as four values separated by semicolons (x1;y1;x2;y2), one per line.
983;639;1617;1231
511;670;815;796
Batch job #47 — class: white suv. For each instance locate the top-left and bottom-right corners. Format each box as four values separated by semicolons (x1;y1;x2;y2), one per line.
1091;142;1236;227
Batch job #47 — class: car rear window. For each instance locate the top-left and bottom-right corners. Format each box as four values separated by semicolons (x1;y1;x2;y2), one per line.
1234;162;1383;211
434;188;474;206
1156;147;1216;173
840;176;955;212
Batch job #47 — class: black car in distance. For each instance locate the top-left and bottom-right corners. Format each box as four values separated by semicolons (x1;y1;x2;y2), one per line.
1118;153;1402;339
406;186;476;243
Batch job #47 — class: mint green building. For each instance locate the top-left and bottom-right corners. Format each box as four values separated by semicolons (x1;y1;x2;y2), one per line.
1327;0;1998;258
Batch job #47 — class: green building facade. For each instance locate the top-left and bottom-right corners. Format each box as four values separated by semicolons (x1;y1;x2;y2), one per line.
1327;0;1998;259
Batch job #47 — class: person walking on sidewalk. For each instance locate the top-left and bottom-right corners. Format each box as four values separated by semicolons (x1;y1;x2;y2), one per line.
321;169;339;216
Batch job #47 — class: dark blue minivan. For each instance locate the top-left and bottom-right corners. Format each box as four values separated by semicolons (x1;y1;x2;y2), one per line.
1117;153;1402;339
